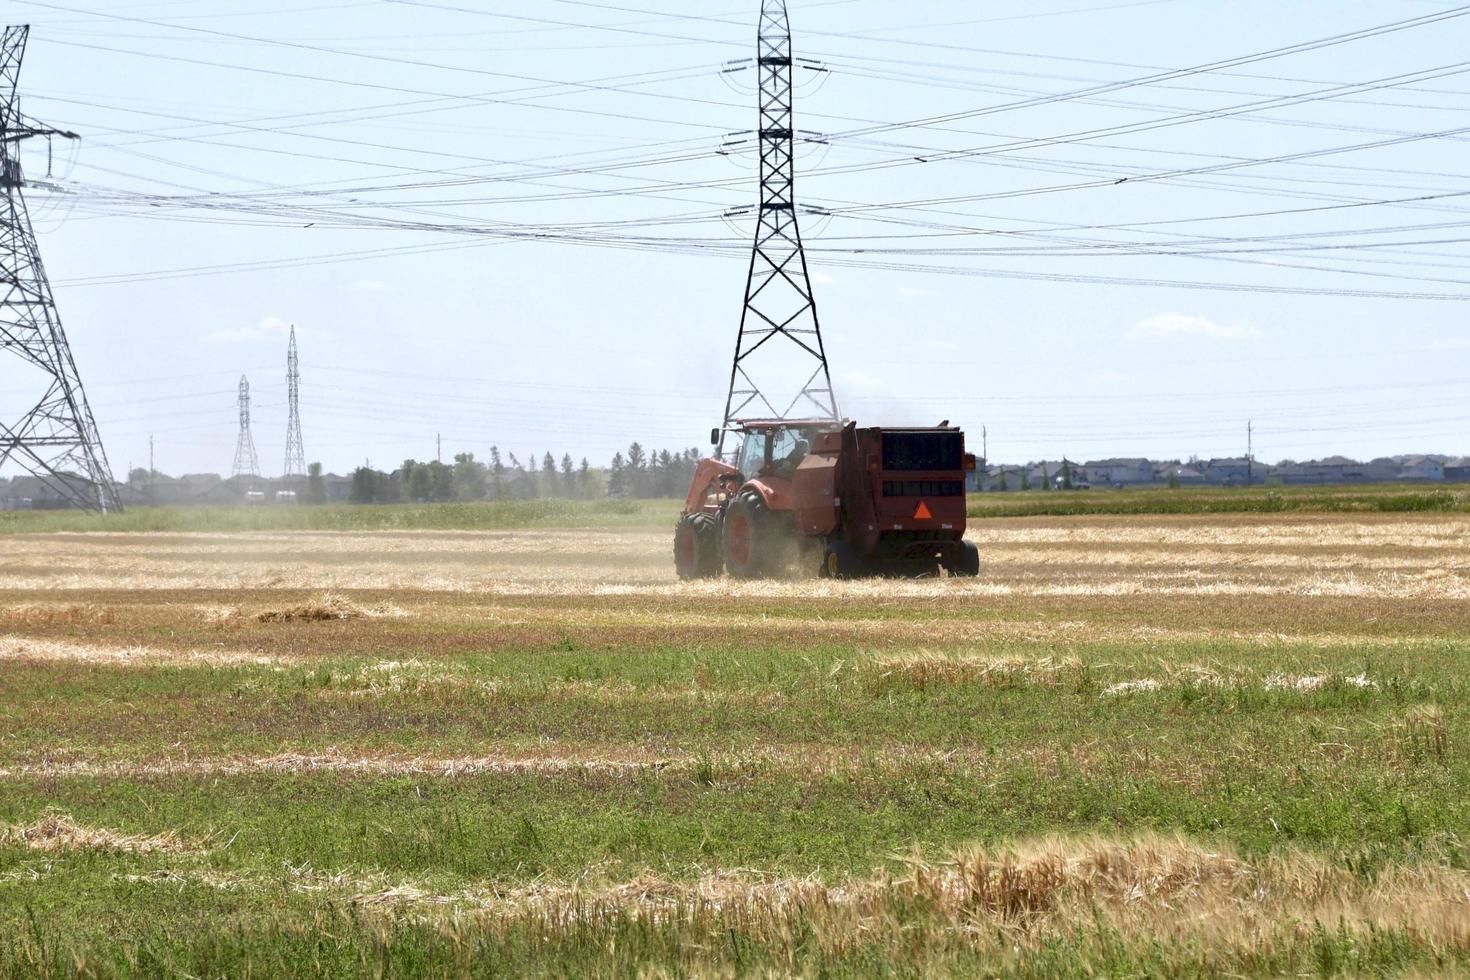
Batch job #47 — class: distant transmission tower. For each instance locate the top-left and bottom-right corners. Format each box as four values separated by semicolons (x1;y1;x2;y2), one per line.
282;327;305;478
0;25;120;512
718;0;837;457
231;375;260;478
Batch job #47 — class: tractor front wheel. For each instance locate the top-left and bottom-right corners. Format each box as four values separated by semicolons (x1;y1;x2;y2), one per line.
722;489;777;578
673;513;721;580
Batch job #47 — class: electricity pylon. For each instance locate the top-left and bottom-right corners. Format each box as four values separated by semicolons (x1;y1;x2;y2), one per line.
718;0;837;457
0;24;120;512
283;327;304;479
231;375;259;478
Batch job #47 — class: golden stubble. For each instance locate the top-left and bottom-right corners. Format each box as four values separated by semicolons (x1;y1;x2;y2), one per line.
0;518;1466;603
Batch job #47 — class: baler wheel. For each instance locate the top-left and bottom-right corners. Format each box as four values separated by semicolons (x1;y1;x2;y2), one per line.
821;539;862;579
673;513;721;580
948;541;981;578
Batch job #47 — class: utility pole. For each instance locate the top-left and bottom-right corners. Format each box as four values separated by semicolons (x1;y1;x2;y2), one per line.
282;326;305;479
718;0;836;459
148;434;154;507
231;375;260;478
981;425;988;492
0;25;120;512
436;433;441;463
1247;420;1253;487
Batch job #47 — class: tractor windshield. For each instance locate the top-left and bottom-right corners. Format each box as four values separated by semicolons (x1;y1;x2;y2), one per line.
736;430;768;477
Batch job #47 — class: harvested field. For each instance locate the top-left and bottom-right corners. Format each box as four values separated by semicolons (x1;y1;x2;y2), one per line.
3;505;1470;975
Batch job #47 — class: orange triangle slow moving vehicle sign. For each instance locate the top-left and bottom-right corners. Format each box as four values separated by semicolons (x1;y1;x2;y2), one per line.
913;501;933;520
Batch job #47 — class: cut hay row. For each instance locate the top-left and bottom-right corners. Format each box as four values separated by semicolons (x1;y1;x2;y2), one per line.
108;835;1470;956
0;745;1031;783
861;654;1413;698
1102;671;1378;695
0;752;676;781
248;592;409;623
1;813;194;855
0;634;280;667
4;568;1465;600
864;653;1083;691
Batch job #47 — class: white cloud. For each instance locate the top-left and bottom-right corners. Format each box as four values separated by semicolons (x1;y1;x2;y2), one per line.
208;315;294;345
1127;313;1260;342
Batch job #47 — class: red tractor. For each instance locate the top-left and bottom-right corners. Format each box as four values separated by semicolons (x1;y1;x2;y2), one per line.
674;420;980;579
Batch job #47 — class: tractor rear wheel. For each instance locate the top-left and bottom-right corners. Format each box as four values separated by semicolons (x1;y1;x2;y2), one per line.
947;541;981;577
673;513;721;580
722;489;778;579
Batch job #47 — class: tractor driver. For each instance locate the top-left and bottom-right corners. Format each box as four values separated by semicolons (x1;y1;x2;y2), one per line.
769;427;812;478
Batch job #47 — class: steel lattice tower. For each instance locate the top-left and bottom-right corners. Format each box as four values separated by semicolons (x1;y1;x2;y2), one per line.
231;375;260;478
282;326;304;478
718;0;837;456
0;25;120;512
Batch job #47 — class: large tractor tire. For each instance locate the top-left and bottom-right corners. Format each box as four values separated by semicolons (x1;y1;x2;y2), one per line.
722;489;781;579
947;541;981;578
673;513;721;580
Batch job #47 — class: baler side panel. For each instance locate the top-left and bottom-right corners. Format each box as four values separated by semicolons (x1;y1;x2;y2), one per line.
792;454;839;535
843;427;883;556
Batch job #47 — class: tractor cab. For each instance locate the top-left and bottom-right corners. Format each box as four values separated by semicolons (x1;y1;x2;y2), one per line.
731;420;831;481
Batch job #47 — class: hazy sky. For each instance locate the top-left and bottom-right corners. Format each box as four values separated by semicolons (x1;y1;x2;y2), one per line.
3;0;1469;477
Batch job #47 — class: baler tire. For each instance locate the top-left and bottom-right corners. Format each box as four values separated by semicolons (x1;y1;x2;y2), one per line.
949;541;981;578
722;489;774;579
674;514;721;580
821;539;862;580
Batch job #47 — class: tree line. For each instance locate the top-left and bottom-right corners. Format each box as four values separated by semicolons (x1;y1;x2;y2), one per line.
345;443;702;504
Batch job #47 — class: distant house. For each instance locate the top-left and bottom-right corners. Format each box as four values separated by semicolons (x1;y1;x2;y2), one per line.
1310;456;1365;484
1398;456;1445;482
325;473;354;503
983;465;1028;490
1025;461;1073;489
1363;458;1402;482
964;457;988;493
1083;458;1153;486
0;472;96;509
1273;457;1365;485
1202;457;1253;486
1444;457;1470;483
1155;462;1205;486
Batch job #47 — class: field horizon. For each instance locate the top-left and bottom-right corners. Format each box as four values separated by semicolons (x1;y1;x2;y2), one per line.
2;481;1468;537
